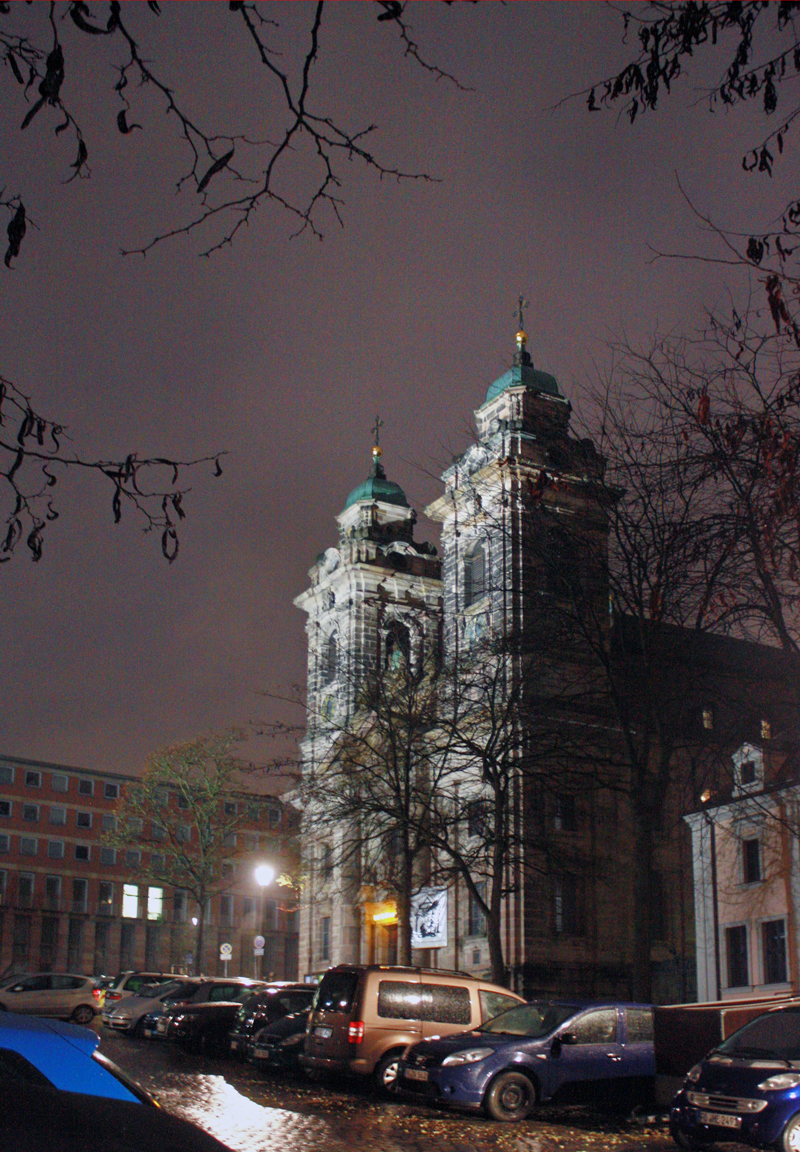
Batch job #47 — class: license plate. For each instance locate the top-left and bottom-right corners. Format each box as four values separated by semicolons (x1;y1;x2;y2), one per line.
699;1111;741;1130
253;1049;268;1060
314;1026;332;1038
404;1068;429;1082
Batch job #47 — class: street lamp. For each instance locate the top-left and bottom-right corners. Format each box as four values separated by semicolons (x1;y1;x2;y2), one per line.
700;789;722;1001
254;864;276;980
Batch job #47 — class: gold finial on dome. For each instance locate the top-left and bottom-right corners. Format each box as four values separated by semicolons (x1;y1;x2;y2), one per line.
515;329;527;348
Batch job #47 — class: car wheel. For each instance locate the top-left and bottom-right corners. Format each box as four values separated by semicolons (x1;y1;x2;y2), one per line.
71;1004;95;1026
373;1050;404;1095
779;1114;800;1152
128;1017;144;1039
483;1071;536;1122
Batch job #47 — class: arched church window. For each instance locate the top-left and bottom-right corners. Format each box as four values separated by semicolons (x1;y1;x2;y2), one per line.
322;633;338;685
464;542;486;608
384;621;411;670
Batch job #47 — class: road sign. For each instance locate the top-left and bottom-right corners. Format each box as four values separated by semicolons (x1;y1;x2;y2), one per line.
219;942;233;960
254;934;265;949
254;948;264;957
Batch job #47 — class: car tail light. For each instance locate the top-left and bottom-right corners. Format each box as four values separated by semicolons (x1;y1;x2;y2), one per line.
106;991;122;1003
348;1021;365;1044
92;988;103;1002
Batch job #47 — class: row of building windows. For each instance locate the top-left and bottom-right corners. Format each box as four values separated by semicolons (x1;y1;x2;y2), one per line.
0;802;116;829
0;869;283;928
0;765;120;797
0;835;140;865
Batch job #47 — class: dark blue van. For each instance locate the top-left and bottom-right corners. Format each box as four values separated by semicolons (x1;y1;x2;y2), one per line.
670;1003;800;1151
399;1000;654;1121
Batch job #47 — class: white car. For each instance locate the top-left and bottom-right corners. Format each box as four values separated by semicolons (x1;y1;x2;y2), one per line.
103;977;202;1036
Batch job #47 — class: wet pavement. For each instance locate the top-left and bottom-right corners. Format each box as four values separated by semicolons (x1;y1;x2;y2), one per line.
98;1030;697;1152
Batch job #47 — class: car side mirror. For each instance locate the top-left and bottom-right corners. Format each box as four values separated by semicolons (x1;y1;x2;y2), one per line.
559;1031;579;1046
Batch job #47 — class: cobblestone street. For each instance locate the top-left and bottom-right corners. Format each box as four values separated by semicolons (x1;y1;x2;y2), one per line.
99;1031;692;1152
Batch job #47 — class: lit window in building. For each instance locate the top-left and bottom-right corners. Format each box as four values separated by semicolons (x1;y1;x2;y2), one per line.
122;884;139;918
702;707;714;731
147;887;163;921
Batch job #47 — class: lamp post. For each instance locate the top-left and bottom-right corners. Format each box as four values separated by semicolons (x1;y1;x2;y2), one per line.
254;864;275;981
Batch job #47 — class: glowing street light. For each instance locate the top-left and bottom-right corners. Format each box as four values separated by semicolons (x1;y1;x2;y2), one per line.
254;864;275;888
254;863;276;980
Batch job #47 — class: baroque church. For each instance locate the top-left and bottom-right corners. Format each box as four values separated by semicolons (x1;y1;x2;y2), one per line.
294;321;792;1002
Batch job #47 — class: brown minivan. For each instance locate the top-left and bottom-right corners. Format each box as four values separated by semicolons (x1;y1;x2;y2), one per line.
303;965;524;1092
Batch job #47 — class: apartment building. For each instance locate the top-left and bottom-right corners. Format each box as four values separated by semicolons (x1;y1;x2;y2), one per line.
0;754;298;980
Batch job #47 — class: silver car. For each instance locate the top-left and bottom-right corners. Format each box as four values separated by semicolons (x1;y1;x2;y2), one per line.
0;972;102;1025
103;978;201;1036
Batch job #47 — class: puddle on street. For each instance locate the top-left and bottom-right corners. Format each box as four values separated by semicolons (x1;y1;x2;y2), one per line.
156;1074;345;1152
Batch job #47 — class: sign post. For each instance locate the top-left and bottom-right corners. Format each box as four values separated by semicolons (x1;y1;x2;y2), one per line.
253;934;265;979
219;941;233;976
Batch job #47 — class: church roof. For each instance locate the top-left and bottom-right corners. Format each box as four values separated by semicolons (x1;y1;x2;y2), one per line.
483;323;562;405
485;362;561;403
344;449;409;509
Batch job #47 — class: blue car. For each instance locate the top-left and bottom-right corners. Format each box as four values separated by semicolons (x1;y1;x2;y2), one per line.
670;1004;800;1152
0;1012;149;1102
399;999;654;1121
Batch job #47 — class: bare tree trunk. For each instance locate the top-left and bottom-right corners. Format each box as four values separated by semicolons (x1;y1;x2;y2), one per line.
194;897;206;975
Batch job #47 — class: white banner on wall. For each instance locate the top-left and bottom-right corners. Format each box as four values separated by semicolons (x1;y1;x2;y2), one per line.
410;886;448;949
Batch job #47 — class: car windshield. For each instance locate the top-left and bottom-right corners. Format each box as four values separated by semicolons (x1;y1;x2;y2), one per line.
136;980;181;998
719;1009;800;1062
478;1002;579;1038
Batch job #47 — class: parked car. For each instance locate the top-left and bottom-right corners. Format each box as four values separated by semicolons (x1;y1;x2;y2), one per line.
0;1078;235;1152
228;984;316;1058
399;999;655;1121
248;1008;311;1075
0;1011;149;1102
156;979;264;1048
101;971;172;1012
0;973;103;1025
103;978;203;1036
303;964;525;1093
670;1003;800;1151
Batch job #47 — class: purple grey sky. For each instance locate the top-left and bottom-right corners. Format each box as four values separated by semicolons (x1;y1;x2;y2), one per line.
0;2;789;774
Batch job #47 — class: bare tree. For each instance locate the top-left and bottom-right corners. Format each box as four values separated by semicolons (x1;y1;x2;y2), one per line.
298;646;443;966
1;2;462;561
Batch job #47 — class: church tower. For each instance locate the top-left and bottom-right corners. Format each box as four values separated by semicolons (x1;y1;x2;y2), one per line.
425;311;611;985
425;311;609;658
294;435;442;976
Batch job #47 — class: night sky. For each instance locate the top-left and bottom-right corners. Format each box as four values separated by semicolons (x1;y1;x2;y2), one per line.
0;2;791;775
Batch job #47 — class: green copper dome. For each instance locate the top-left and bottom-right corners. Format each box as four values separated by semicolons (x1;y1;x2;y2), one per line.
345;453;409;509
483;326;561;405
484;362;561;405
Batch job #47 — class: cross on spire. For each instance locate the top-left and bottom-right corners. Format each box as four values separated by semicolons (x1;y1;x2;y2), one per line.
372;414;384;448
515;294;529;334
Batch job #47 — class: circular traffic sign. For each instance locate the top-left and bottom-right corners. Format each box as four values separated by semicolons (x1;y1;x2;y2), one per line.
253;934;265;949
219;942;233;959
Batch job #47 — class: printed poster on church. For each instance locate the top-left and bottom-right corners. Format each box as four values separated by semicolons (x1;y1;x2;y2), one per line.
410;886;448;949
